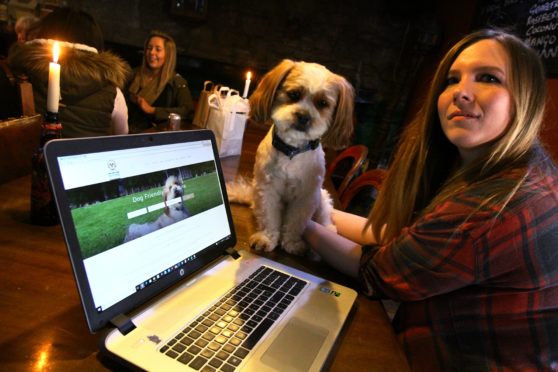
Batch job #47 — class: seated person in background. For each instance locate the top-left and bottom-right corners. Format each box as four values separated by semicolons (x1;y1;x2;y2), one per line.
127;30;194;133
304;29;558;370
14;15;40;43
8;7;130;137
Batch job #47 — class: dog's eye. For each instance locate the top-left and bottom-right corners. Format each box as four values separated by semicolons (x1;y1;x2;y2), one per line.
316;99;329;109
287;90;301;101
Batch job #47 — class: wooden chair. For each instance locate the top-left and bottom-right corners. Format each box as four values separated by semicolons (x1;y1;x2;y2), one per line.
0;58;36;118
0;60;41;183
339;168;387;217
326;144;369;198
17;75;36;117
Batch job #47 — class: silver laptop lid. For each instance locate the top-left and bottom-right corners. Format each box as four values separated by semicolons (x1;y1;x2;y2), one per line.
44;130;237;332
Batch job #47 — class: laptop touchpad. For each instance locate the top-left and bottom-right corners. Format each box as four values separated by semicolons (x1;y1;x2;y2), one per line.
261;317;329;371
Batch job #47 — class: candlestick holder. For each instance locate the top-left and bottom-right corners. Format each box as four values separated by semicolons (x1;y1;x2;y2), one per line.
30;111;62;226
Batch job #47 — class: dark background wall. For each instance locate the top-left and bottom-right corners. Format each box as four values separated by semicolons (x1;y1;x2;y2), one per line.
4;0;557;163
73;0;437;96
68;0;446;167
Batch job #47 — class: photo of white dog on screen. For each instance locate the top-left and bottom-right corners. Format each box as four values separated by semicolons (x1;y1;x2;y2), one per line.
227;59;354;256
124;176;190;242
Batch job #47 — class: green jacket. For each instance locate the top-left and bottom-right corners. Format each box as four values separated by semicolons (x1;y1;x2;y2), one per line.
127;71;194;133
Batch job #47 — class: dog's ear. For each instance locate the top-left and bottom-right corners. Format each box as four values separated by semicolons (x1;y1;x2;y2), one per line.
163;184;170;214
322;74;355;150
249;59;295;124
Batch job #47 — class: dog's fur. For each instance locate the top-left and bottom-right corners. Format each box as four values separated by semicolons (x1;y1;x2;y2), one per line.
227;59;354;255
124;176;190;242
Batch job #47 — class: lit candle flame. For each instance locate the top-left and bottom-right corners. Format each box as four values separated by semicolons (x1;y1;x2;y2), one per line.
243;71;252;98
53;41;60;63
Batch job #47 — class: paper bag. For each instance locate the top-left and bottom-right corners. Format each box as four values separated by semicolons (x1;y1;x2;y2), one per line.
206;87;249;157
192;81;218;128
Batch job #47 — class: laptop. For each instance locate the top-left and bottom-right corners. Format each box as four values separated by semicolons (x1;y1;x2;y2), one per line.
44;129;357;371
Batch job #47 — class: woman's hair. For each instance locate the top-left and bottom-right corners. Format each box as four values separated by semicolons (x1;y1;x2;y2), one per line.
142;30;177;87
36;7;104;50
15;15;40;41
368;28;547;244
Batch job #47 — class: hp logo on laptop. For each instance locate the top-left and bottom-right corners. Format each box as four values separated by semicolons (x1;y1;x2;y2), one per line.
320;287;341;297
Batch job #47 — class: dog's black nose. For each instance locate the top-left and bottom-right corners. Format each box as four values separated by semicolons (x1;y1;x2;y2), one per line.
294;112;310;131
296;112;310;124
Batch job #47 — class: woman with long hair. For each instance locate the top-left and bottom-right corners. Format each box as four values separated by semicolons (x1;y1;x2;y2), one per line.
127;30;194;132
304;29;558;370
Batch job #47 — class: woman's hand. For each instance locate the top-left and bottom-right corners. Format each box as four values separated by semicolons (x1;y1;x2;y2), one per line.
136;95;156;115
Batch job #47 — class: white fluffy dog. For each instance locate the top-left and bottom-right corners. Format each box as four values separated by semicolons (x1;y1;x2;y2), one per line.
227;59;354;255
124;176;190;242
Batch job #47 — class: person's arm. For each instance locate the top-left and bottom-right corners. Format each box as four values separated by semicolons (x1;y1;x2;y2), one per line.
307;194;490;300
135;95;155;115
331;208;378;245
111;87;129;135
304;220;362;278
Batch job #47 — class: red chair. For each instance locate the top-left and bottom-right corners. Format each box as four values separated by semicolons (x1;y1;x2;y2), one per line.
339;169;387;216
326;145;369;198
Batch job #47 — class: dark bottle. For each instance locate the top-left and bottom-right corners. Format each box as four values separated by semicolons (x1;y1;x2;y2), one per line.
30;112;62;225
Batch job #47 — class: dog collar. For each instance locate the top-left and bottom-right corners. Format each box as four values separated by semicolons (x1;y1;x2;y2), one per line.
272;131;320;159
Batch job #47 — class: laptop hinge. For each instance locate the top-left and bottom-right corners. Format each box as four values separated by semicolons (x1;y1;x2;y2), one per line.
110;314;137;335
224;247;240;260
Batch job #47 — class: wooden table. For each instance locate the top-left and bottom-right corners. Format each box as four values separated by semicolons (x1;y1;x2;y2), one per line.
0;123;409;371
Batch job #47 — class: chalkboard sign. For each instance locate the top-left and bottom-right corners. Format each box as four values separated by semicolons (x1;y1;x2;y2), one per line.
474;0;558;77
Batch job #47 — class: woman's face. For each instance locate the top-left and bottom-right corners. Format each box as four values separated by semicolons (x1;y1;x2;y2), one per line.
145;36;166;72
437;39;513;164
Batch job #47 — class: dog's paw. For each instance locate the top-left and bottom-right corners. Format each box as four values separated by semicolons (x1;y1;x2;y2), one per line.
281;239;307;256
249;232;277;252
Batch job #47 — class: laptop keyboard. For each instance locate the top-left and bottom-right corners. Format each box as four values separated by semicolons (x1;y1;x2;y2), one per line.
159;265;307;371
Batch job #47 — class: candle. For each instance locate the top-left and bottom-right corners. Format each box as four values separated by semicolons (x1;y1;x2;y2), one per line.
242;71;251;98
47;41;61;113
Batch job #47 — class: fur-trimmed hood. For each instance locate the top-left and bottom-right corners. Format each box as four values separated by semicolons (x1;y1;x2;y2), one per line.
8;39;131;102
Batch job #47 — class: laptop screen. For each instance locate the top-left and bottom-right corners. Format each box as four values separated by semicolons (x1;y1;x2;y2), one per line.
45;130;236;332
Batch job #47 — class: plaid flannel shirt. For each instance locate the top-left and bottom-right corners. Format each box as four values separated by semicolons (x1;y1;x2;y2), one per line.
360;148;558;371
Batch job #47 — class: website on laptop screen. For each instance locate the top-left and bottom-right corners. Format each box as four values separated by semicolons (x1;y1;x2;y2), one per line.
56;139;231;313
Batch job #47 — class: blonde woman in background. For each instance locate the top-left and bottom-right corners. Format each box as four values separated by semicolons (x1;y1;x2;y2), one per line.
127;30;194;133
